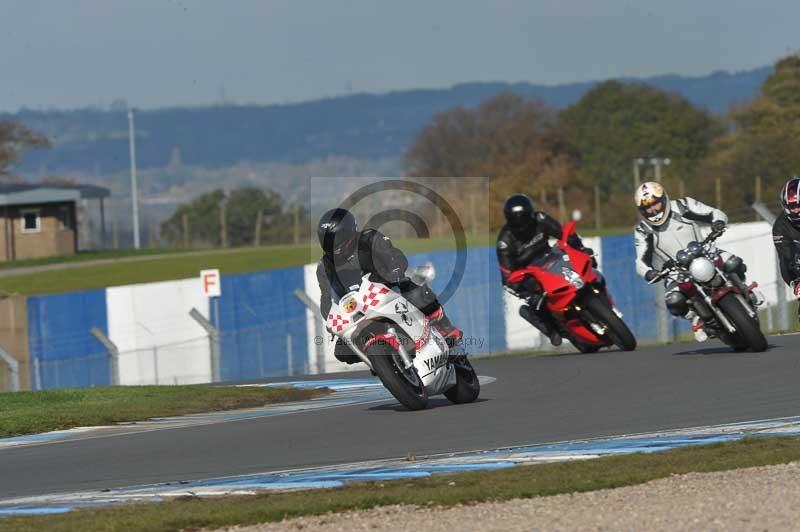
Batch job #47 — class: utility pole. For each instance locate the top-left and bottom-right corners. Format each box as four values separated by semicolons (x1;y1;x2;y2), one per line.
127;108;141;249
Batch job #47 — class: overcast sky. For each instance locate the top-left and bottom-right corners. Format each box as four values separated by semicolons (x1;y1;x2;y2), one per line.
1;0;798;112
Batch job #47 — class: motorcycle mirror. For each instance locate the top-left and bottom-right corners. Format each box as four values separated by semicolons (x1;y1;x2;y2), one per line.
407;261;436;284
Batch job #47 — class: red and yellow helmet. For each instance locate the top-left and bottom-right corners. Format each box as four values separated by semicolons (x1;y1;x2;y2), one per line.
635;182;670;226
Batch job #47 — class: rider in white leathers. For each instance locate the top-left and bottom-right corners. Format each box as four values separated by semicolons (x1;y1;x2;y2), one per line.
634;182;746;341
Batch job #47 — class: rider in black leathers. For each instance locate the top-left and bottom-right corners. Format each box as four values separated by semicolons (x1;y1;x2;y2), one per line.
773;177;800;316
496;194;592;346
316;208;462;364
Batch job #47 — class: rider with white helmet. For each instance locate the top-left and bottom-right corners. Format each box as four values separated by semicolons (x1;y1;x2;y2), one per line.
634;182;752;341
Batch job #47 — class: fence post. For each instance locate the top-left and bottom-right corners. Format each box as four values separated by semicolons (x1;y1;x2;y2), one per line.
182;213;190;248
90;327;120;386
752;202;789;331
654;284;671;343
32;356;42;391
287;334;293;377
593;185;601;229
190;308;221;382
0;343;20;392
254;208;263;247
293;288;326;374
557;187;566;223
219;202;228;248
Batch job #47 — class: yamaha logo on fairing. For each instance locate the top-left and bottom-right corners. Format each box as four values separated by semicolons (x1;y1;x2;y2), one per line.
423;353;447;371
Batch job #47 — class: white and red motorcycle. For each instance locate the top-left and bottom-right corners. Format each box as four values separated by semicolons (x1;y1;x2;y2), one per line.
325;266;480;410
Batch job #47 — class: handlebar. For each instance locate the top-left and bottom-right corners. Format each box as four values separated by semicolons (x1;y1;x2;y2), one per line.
647;227;726;285
701;226;726;246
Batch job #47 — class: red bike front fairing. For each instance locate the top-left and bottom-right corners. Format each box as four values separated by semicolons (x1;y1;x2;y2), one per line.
506;221;604;346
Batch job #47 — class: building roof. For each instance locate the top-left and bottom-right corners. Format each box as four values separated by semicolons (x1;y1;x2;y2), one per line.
0;183;110;207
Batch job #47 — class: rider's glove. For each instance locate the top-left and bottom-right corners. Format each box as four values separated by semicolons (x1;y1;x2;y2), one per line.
644;269;659;282
711;220;726;233
792;279;800;298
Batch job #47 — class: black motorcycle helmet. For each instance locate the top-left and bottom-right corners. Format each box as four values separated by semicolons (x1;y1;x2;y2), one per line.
781;176;800;226
318;208;358;258
503;194;535;230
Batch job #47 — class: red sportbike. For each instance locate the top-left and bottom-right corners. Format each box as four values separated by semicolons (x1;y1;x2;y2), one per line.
507;221;637;353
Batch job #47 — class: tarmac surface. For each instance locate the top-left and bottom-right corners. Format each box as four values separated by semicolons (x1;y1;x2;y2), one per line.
1;335;798;499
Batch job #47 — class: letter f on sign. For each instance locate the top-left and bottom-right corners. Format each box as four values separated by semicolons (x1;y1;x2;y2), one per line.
200;269;222;297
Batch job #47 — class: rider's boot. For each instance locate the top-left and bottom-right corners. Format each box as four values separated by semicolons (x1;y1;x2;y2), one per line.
748;285;765;306
426;307;464;356
519;305;562;347
686;310;708;342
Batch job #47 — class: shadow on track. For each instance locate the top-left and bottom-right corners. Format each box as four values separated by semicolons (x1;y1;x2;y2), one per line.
673;344;776;356
367;397;490;412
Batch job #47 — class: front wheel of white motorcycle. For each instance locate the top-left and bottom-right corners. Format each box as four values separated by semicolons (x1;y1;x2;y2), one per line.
367;342;428;411
444;358;480;404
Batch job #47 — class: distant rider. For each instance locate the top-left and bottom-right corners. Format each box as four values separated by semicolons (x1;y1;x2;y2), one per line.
316;208;463;363
496;193;593;346
772;176;800;320
634;181;754;341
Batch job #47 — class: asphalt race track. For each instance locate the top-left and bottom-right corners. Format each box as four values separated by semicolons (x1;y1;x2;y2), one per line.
1;335;799;499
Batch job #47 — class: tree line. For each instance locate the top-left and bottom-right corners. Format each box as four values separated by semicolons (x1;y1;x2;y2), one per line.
159;188;310;248
406;55;800;229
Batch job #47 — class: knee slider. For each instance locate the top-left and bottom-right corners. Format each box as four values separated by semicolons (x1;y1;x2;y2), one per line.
665;291;688;317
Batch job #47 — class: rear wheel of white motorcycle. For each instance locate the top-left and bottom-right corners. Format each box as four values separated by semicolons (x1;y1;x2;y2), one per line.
584;294;637;351
444;358;480;404
367;343;428;411
717;293;768;352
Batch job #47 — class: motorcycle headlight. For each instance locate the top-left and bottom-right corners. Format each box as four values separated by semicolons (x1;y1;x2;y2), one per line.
562;268;584;289
689;257;716;283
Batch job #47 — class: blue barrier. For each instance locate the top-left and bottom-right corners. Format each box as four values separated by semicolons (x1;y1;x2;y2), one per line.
211;267;309;381
600;234;689;343
406;246;506;355
22;235;696;390
27;290;109;389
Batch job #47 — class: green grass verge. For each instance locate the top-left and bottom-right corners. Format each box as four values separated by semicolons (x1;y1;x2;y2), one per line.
0;227;629;296
0;385;329;438
0;248;189;271
2;436;798;532
0;234;494;296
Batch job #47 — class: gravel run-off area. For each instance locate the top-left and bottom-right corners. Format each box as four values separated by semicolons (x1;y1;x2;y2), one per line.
219;461;800;532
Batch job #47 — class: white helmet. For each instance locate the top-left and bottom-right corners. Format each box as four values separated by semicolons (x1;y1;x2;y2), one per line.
635;182;671;226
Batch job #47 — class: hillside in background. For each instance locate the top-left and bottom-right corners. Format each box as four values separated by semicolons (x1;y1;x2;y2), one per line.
6;66;771;178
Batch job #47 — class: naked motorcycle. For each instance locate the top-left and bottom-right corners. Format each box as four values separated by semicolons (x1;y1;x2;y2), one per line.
648;227;767;352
